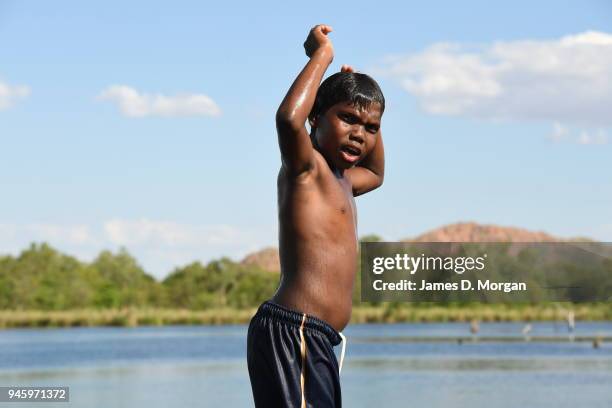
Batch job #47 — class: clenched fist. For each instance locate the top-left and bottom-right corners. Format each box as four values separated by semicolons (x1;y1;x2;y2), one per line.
303;24;334;61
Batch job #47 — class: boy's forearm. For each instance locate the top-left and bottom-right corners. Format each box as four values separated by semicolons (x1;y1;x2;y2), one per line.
276;50;332;129
358;132;385;182
348;133;385;196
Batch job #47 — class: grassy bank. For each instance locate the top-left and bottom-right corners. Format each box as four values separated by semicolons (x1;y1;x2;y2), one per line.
349;303;612;323
0;308;258;328
1;304;611;329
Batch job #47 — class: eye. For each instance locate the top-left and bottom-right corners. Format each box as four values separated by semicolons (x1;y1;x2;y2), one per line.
339;113;357;124
366;125;379;134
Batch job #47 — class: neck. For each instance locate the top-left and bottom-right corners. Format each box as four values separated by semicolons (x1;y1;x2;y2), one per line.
311;131;344;178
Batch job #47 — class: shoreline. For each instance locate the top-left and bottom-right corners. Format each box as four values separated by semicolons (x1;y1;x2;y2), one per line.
1;304;610;329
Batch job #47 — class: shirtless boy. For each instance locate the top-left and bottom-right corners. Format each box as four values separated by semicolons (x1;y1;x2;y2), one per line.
247;24;385;407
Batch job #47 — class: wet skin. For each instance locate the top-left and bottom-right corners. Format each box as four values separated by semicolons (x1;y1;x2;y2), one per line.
272;25;385;331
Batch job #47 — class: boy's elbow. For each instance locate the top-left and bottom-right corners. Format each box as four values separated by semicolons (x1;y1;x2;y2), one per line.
354;175;383;197
276;109;295;127
275;108;303;133
374;174;384;189
372;167;384;187
361;174;384;196
368;169;384;191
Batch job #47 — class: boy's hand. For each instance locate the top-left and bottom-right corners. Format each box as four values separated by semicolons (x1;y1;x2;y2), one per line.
340;64;354;73
304;24;334;60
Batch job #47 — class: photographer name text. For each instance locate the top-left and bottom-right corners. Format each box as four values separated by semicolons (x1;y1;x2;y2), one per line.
372;279;527;293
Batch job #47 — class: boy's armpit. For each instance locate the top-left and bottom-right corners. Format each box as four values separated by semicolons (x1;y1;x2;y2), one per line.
277;123;317;178
280;151;322;184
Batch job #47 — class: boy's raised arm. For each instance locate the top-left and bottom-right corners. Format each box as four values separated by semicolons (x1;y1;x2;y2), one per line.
276;25;333;177
346;131;385;196
338;65;385;196
340;64;385;197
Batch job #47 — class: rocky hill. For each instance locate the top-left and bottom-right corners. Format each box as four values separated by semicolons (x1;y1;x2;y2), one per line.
406;222;558;242
239;222;566;272
240;247;281;273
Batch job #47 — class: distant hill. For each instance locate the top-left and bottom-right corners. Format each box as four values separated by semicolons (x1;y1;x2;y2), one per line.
406;222;559;243
240;247;281;273
239;222;573;272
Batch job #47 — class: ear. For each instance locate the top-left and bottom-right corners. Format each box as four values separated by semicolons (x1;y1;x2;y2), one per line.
308;115;318;129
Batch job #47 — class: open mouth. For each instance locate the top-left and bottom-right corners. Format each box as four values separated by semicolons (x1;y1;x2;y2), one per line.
340;145;362;163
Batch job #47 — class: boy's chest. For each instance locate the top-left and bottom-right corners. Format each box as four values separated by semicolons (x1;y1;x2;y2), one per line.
310;173;358;237
277;169;357;229
335;177;357;226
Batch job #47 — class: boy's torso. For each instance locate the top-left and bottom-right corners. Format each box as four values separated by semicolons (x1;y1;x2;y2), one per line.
273;150;358;331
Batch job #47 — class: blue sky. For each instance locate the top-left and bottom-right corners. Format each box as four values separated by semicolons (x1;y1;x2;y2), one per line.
1;0;610;278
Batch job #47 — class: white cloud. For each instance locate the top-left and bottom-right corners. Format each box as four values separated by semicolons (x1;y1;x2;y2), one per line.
549;122;569;142
103;219;245;247
101;218;272;278
382;31;612;127
98;85;221;117
0;219;274;279
577;130;608;145
548;123;608;145
0;223;96;246
0;223;102;269
24;224;96;245
0;80;30;110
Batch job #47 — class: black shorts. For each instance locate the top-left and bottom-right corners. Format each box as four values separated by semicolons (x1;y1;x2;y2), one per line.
247;301;344;408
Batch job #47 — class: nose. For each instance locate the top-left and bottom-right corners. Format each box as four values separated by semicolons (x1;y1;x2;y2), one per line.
349;125;365;144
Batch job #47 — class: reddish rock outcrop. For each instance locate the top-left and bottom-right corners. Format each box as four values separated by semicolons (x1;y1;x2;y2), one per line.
240;222;568;272
406;222;559;243
240;247;281;272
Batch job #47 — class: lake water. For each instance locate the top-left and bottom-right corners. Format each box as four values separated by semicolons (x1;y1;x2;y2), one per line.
1;322;611;407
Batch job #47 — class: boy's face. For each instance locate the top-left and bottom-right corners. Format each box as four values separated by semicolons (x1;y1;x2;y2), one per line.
313;101;382;171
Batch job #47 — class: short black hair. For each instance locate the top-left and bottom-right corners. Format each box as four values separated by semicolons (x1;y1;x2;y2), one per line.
309;72;385;121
